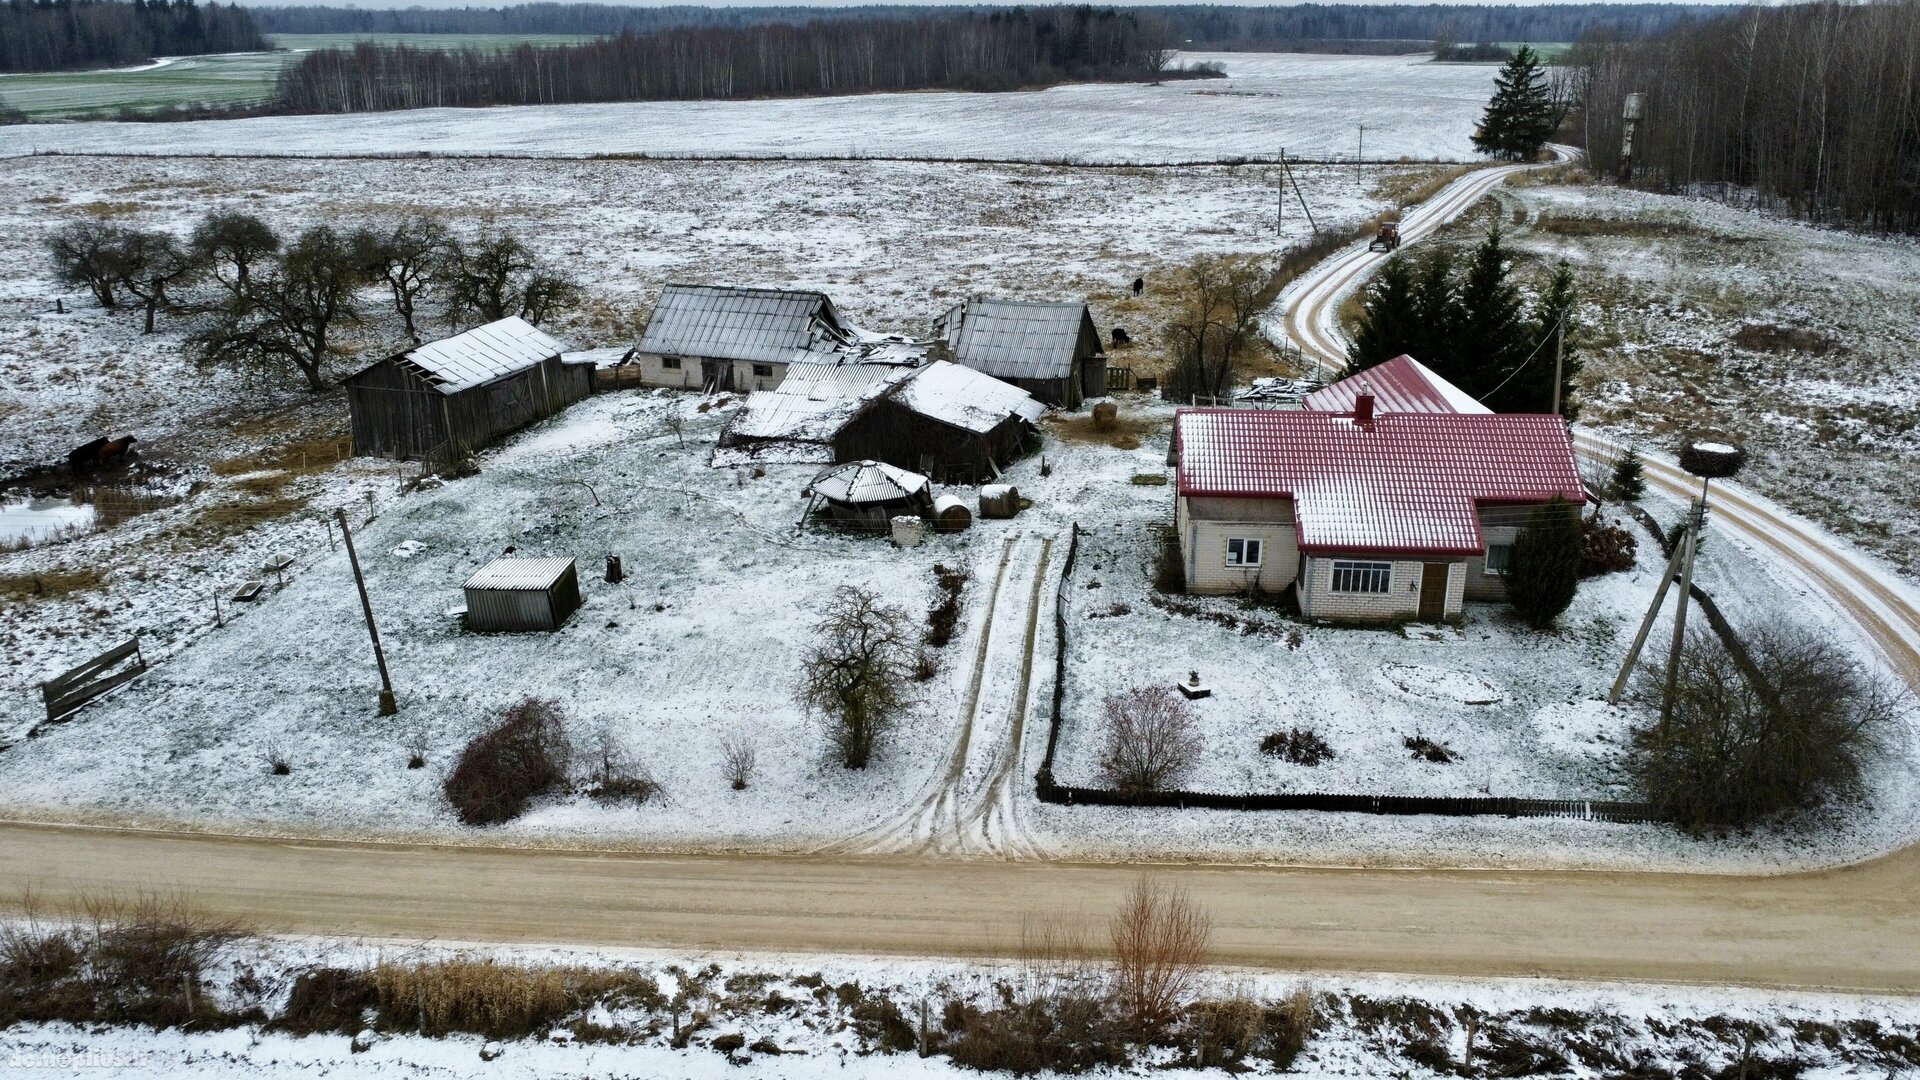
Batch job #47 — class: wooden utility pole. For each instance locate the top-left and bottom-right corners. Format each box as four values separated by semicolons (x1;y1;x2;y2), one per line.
1550;311;1566;415
1356;124;1366;177
1658;507;1702;732
335;508;398;716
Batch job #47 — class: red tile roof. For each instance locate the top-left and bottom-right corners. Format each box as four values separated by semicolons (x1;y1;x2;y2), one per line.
1304;355;1492;416
1175;409;1585;555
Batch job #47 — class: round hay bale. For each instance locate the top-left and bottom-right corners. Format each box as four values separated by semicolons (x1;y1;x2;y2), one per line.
980;484;1020;519
932;495;972;533
1091;401;1120;432
1677;439;1747;479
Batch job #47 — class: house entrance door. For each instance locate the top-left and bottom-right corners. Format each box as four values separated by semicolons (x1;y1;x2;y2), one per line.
1418;563;1449;621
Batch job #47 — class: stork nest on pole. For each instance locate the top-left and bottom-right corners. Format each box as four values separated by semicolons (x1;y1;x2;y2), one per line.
1677;440;1747;479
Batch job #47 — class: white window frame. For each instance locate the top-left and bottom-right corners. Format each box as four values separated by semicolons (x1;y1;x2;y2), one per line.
1330;560;1393;594
1483;543;1513;576
1225;537;1263;568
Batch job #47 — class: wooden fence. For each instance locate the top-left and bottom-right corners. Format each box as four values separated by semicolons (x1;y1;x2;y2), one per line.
1105;366;1134;392
40;636;145;722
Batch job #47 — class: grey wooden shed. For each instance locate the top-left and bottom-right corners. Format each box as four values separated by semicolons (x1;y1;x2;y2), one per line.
931;298;1106;409
463;556;581;632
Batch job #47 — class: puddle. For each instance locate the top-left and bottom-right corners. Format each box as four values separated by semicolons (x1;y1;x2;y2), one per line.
0;496;94;546
0;487;177;548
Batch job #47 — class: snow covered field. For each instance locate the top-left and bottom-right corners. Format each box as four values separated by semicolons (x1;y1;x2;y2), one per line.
4;935;1916;1079
0;53;1495;162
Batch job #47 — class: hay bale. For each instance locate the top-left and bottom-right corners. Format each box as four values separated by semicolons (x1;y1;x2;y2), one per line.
932;495;972;533
1091;401;1119;431
980;484;1021;519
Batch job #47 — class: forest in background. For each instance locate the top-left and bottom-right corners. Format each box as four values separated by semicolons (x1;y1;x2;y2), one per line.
274;8;1189;112
1;0;265;73
1574;0;1920;233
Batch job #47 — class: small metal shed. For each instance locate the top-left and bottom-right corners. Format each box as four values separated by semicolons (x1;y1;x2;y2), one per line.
463;556;581;632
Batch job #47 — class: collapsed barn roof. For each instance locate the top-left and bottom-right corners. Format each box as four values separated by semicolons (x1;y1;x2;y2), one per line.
636;284;850;366
387;317;568;395
807;460;930;505
718;359;1044;463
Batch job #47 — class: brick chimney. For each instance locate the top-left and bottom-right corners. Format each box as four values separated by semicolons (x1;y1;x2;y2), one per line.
1353;389;1376;425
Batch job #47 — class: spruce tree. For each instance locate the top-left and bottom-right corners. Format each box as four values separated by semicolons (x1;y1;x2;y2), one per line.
1504;495;1582;630
1411;249;1458;375
1449;225;1526;400
1612;447;1646;501
1472;45;1556;161
1511;258;1581;416
1344;253;1420;377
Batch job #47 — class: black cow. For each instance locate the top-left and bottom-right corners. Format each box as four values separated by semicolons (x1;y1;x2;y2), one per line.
1111;327;1131;346
1130;276;1144;297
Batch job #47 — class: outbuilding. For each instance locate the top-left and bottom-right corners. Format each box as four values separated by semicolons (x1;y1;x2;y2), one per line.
629;284;852;393
344;317;592;465
803;460;935;529
463;556;582;632
932;298;1106;409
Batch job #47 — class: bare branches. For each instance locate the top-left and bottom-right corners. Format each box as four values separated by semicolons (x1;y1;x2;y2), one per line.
720;732;758;791
796;585;917;769
1096;686;1203;796
191;224;370;392
442;225;577;330
1109;878;1211;1043
1162;255;1269;404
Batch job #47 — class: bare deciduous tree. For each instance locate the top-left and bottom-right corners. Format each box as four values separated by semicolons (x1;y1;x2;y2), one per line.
47;219;132;310
442;226;578;330
1109;878;1211;1042
1097;686;1203;796
190;211;280;298
191;225;369;392
1162;255;1269;404
796;586;917;769
115;230;199;335
720;732;758;790
352;214;448;343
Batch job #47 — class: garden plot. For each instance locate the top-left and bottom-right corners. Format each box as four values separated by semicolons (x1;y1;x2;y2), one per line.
0;52;1495;161
0;393;1031;848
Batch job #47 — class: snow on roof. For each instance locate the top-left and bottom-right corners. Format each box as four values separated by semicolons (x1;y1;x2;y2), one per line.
1175;409;1585;555
807;460;930;504
464;556;576;592
637;284;848;366
401;317;565;394
895;360;1047;434
1303;355;1492;416
562;346;634;369
939;298;1093;381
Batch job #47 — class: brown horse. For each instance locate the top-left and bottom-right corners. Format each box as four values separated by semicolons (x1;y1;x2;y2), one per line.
67;435;136;474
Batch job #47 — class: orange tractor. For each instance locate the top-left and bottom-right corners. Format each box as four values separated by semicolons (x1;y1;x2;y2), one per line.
1368;220;1402;253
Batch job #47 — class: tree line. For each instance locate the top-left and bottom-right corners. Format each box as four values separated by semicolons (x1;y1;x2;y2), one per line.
274;8;1183;112
1573;1;1920;233
1;0;264;74
47;211;577;391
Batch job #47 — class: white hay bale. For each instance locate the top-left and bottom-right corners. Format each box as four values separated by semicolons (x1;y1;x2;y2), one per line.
933;495;972;533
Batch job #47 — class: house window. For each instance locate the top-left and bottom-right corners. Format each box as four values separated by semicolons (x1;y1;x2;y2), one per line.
1484;544;1513;575
661;357;682;370
1225;538;1263;567
1330;560;1392;594
752;363;775;377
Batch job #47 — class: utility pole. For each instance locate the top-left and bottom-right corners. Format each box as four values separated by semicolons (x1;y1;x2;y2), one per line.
1276;147;1285;236
1658;498;1704;733
1549;311;1565;415
1356;124;1366;178
335;508;398;716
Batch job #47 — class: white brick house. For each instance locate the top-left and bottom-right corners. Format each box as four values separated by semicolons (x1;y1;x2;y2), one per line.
1170;382;1585;623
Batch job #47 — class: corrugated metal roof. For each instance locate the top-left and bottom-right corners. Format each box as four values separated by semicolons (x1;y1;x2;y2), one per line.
940;299;1092;381
636;284;848;366
402;317;565;395
464;556;576;592
1175;410;1584;555
1303;355;1492;416
897;360;1048;434
807;460;930;504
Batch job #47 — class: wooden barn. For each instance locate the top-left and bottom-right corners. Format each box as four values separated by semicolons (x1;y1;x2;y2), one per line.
932;298;1106;409
628;284;852;393
344;317;593;464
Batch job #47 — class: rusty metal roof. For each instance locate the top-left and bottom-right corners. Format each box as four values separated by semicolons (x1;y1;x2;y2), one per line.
401;317;565;395
464;556;576;592
637;284;848;366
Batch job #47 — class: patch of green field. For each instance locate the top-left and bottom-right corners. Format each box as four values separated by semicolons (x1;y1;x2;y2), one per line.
0;33;598;120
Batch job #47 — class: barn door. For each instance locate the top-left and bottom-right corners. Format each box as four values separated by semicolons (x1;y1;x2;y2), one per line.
1418;563;1449;621
700;359;731;393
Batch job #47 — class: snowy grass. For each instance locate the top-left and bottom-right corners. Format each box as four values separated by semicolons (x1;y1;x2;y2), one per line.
0;53;1495;162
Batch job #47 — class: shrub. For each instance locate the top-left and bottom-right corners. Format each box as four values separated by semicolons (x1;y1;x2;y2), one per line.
1504;496;1582;630
1109;879;1211;1043
1581;518;1639;578
584;730;661;805
913;651;940;682
797;586;917;769
1633;628;1898;831
275;968;380;1035
1260;727;1334;766
1611;446;1647;501
925;564;969;646
369;956;630;1039
406;730;428;770
848;991;918;1053
1096;687;1203;796
945;992;1128;1075
2;895;247;1030
443;698;574;826
264;743;291;775
720;733;758;791
1404;734;1455;763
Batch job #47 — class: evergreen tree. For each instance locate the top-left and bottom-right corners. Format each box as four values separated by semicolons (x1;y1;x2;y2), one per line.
1500;258;1582;416
1504;495;1582;630
1343;252;1420;377
1411;249;1458;373
1448;225;1527;400
1612;447;1647;501
1472;45;1556;161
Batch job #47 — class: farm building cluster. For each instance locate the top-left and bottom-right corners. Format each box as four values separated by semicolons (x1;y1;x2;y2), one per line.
338;284;1582;628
